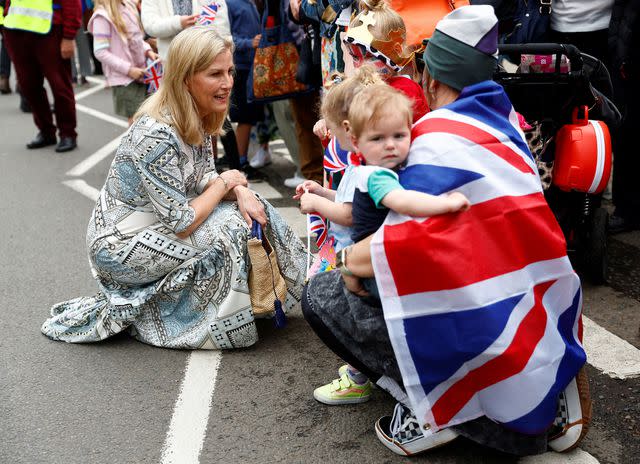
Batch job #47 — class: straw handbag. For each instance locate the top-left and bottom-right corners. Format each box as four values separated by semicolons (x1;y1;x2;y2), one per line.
247;221;287;324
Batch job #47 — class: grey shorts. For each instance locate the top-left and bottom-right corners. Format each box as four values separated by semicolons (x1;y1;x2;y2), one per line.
112;81;148;118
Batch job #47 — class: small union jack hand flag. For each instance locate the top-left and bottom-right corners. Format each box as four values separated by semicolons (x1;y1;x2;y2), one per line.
308;213;328;248
143;58;163;93
197;3;219;26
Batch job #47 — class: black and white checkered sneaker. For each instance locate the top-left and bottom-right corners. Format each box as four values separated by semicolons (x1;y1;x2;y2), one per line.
548;367;593;452
375;403;458;456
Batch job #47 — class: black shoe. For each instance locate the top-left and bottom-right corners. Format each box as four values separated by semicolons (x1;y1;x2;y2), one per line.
26;132;57;149
20;97;31;113
0;76;11;94
55;137;77;153
375;403;458;456
609;214;640;234
241;164;265;182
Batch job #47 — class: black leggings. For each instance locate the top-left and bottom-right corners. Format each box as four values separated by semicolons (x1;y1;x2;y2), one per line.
220;118;241;169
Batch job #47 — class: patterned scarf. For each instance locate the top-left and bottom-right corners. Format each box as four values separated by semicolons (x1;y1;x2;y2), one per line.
172;0;192;16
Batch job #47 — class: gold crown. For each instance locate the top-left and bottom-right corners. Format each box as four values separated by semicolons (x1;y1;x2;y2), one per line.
346;11;413;70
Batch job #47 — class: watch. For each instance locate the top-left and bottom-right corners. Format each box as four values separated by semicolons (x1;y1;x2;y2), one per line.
336;246;354;276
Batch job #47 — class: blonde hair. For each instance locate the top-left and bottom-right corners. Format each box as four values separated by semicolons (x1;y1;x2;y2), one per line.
320;65;383;126
348;84;413;139
94;0;139;41
134;27;233;145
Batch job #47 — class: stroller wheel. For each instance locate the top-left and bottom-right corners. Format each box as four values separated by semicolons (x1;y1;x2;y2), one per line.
584;207;609;284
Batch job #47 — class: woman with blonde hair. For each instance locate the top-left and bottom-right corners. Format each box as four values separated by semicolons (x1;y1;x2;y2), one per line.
42;27;307;350
89;0;159;125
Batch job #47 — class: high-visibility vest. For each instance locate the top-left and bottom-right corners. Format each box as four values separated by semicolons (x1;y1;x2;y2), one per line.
4;0;53;34
0;6;5;26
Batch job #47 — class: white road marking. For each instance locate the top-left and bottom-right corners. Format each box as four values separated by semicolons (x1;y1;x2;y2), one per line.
522;449;599;463
160;351;222;464
76;103;129;128
74;80;107;101
583;316;640;379
67;134;125;177
249;181;282;199
85;75;106;85
62;179;100;201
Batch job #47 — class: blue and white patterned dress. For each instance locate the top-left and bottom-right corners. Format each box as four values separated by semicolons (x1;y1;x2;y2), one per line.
42;115;307;349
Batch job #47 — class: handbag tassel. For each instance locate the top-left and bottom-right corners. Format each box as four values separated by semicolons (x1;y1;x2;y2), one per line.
274;298;286;329
265;241;287;329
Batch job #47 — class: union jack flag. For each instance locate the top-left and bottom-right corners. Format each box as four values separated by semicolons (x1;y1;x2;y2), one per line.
323;136;361;190
143;59;163;93
371;81;586;435
197;3;219;26
308;213;328;248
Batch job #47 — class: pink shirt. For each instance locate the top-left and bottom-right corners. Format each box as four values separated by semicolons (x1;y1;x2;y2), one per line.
89;1;151;86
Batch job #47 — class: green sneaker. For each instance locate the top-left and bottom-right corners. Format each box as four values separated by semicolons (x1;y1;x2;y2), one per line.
313;372;372;405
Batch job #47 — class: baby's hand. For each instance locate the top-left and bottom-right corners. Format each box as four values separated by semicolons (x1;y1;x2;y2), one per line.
448;192;471;212
293;180;322;199
313;119;329;140
299;192;317;214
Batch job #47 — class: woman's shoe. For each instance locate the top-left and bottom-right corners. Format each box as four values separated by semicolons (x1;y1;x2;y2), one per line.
249;146;272;168
283;173;307;189
375;403;458;456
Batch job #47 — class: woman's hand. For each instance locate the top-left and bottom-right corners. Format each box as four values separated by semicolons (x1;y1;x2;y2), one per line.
235;186;267;226
146;50;159;62
252;34;262;48
127;67;145;81
219;170;248;191
293;180;323;199
180;14;199;29
313;118;329;140
342;273;370;297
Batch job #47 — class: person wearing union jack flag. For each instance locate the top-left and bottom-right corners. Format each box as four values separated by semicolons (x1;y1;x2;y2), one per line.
302;5;591;458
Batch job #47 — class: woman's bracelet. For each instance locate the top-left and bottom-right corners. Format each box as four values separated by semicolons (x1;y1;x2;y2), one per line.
216;175;229;191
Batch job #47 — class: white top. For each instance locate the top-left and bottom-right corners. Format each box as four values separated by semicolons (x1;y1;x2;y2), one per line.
335;7;352;27
331;165;357;251
550;0;614;33
141;0;231;59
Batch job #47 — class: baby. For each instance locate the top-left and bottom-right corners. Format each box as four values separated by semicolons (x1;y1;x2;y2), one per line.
295;76;470;407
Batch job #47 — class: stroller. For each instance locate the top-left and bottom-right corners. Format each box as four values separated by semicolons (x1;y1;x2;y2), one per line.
494;43;621;284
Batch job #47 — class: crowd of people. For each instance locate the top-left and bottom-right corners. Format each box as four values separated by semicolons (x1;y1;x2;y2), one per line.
1;0;637;458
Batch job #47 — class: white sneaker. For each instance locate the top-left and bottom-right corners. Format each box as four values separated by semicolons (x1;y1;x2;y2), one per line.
249;146;272;168
548;367;592;452
284;173;307;188
375;403;458;456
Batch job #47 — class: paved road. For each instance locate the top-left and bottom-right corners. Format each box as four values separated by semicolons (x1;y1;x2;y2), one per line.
1;77;638;464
